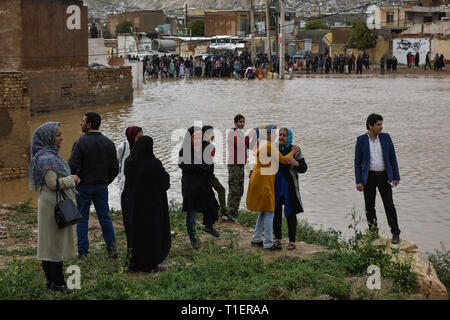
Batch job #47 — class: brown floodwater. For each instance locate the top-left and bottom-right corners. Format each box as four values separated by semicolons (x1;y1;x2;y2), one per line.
1;76;449;253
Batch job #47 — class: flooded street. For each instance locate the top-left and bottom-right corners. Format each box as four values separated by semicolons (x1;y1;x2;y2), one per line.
1;76;449;253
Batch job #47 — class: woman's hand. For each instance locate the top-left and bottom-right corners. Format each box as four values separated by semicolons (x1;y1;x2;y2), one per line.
291;145;301;154
71;175;81;186
287;158;299;166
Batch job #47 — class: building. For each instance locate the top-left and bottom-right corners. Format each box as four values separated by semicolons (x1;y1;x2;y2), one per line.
108;10;177;36
367;0;450;31
204;10;268;37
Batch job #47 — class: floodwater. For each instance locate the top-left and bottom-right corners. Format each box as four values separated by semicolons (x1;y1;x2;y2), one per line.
1;76;449;253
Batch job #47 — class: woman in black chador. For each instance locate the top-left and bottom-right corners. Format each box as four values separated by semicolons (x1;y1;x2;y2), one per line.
178;126;220;249
121;136;171;273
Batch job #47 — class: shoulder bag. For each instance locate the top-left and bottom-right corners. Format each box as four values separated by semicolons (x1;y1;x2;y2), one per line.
54;179;83;229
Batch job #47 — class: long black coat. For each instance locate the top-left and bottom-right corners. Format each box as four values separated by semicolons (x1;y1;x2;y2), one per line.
178;131;219;225
121;136;171;272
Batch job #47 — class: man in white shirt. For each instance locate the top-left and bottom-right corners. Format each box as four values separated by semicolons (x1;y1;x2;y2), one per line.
354;114;401;244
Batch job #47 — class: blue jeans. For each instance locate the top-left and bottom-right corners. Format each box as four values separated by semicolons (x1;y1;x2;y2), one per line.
252;211;275;249
186;211;212;242
75;184;116;255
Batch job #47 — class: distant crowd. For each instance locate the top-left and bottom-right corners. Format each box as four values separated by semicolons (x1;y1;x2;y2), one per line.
122;49;446;80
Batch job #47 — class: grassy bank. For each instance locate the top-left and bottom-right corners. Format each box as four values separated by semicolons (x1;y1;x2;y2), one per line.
0;200;447;300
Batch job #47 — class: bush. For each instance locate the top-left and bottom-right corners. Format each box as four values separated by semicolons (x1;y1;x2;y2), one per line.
115;21;133;35
187;19;204;36
427;245;450;294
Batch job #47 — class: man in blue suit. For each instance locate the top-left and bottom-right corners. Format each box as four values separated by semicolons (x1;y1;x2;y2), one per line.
355;114;401;244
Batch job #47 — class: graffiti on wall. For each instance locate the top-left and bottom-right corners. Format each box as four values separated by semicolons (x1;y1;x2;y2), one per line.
393;38;430;65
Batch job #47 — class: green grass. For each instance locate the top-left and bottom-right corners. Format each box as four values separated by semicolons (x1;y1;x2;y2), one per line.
0;202;425;300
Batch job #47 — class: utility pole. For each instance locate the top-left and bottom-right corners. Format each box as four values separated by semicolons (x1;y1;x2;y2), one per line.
279;0;285;79
185;3;188;33
250;0;256;65
265;0;272;63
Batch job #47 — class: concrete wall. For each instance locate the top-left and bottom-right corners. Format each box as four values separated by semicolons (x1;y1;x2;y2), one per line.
0;72;30;180
89;38;109;65
403;21;450;34
431;37;450;61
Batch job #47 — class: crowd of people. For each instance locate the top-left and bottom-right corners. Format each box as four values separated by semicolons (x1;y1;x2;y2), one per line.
30;112;402;293
124;48;446;80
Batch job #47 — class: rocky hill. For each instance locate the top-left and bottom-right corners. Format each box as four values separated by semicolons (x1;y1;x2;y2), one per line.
84;0;402;19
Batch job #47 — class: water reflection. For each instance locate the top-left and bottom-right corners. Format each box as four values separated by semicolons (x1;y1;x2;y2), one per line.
1;77;449;253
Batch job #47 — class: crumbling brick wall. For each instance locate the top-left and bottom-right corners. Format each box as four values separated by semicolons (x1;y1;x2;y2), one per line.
88;66;133;107
0;72;30;180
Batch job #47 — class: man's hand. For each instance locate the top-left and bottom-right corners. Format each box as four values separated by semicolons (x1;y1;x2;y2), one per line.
392;180;399;187
356;183;364;192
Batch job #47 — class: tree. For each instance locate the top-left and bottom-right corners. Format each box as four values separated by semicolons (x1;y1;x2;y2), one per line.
304;19;328;30
115;20;133;35
347;22;375;50
187;19;204;37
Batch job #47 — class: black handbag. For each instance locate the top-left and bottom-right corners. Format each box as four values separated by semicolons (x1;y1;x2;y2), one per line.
54;179;83;229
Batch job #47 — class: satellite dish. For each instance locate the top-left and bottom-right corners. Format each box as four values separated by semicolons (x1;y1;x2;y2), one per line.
366;5;377;30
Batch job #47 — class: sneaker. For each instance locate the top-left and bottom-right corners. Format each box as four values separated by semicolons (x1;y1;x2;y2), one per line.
203;226;220;238
391;234;400;244
251;240;263;247
190;239;199;250
265;244;282;251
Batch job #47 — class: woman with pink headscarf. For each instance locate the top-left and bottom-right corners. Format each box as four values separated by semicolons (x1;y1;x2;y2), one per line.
117;126;143;197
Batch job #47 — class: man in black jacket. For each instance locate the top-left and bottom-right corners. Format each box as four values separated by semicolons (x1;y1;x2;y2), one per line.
69;112;119;259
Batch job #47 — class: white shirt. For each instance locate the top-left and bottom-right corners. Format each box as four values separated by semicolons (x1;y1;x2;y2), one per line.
368;133;385;172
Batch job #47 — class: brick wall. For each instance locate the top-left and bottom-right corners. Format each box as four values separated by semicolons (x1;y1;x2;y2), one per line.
24;66;133;113
88;67;133;107
0;72;30;180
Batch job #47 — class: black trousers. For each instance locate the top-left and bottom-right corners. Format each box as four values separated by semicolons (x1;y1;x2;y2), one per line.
42;261;65;286
363;171;400;236
273;203;297;242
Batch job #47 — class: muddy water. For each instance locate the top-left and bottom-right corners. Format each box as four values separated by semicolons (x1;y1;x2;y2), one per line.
1;76;449;253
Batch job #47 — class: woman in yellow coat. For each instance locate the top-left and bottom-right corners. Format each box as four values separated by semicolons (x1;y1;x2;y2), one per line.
246;124;300;250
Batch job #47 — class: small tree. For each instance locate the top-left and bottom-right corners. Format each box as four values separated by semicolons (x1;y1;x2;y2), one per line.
115;20;133;35
304;19;328;30
187;19;204;36
348;22;375;50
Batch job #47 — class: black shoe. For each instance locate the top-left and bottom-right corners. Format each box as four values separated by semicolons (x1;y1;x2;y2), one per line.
392;234;400;244
203;226;220;238
251;240;263;247
47;282;72;293
77;253;88;260
228;210;238;218
190;239;199;250
108;250;118;259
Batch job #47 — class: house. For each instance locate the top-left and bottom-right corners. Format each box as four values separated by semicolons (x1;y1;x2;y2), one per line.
108;10;177;36
366;0;450;32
